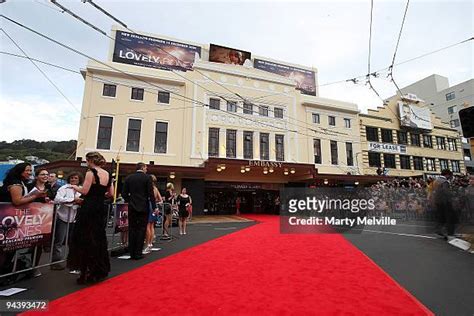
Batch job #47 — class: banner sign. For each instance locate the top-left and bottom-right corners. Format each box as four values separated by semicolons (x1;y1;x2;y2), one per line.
113;30;202;71
254;59;316;96
209;44;251;66
398;102;433;130
115;204;128;233
0;203;54;251
368;142;407;154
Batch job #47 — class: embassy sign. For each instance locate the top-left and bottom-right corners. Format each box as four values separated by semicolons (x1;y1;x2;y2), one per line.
368;142;407;154
248;160;283;168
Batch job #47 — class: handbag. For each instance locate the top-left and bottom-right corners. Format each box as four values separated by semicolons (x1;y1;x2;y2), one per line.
186;204;192;213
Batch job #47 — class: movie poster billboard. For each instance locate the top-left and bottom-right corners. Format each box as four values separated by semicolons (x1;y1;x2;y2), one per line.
398;102;433;130
115;203;128;233
0;203;54;251
112;30;202;71
254;59;317;96
209;44;251;66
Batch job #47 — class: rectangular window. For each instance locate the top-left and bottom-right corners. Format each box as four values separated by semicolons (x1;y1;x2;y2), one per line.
447;138;457;151
400;155;411;170
330;140;338;165
381;129;393;143
447;105;457;114
450;119;460;128
274;107;284;119
436;136;446;150
226;129;237;158
227;101;237;112
126;119;142;152
259;105;269;117
243;102;253;114
344;118;351;128
413;156;424;170
328;116;336;126
439;159;449;171
102;84;116;97
314;139;322;164
423;135;433;148
464;148;472;161
243;131;253;159
154;122;168;153
275;135;284;161
208;128;219;157
366;126;379;142
209;98;220;110
445;91;455;101
312;113;320;124
410;133;421;147
451;160;460;173
346;142;353;166
131;87;144;101
158;91;170;104
260;133;269;160
426;158;436;171
96;116;113;150
397;131;408;145
368;152;381;167
383;154;396;169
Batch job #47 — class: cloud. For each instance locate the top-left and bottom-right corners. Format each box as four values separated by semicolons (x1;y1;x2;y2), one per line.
0;96;80;142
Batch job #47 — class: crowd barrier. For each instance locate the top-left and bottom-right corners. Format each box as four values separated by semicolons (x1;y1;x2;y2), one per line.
0;201;180;284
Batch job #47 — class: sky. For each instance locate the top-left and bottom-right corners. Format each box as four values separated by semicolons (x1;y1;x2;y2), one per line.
0;0;472;142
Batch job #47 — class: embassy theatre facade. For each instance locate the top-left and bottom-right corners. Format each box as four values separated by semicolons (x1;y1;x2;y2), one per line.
72;26;366;215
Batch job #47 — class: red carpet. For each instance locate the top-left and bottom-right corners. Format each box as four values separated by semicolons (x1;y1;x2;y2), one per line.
28;215;432;315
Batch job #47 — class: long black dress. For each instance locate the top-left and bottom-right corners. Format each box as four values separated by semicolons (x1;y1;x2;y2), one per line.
67;168;110;281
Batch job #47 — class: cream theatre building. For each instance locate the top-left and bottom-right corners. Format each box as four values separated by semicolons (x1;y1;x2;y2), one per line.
74;27;364;214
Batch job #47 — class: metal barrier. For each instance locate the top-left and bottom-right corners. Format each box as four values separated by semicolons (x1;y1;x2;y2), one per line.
0;200;187;284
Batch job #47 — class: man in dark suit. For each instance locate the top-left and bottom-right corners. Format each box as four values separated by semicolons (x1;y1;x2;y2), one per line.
122;163;156;259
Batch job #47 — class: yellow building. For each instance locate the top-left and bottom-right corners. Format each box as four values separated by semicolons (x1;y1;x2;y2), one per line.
360;94;465;177
74;27;365;214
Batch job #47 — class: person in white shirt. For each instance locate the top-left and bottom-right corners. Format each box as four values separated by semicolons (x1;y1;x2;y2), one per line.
50;172;83;270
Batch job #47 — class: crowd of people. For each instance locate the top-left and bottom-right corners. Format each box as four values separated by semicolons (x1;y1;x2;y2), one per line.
0;152;192;285
370;171;474;238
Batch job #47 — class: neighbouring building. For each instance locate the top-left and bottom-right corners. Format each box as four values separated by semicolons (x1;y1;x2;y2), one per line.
388;74;474;173
68;26;370;215
361;94;465;178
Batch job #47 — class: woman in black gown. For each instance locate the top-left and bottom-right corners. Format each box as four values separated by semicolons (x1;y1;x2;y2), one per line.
68;152;114;284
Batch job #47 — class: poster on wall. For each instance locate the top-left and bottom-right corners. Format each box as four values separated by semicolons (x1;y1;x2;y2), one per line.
113;30;202;71
114;203;129;233
254;59;316;96
398;102;433;130
209;44;251;65
0;203;54;251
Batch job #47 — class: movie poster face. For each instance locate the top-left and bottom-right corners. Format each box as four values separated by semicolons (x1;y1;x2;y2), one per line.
115;204;128;233
113;30;202;71
254;59;317;96
0;203;54;251
398;102;433;130
209;44;251;66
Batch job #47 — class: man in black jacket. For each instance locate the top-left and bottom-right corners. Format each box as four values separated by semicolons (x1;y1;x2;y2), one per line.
433;169;455;239
122;163;156;259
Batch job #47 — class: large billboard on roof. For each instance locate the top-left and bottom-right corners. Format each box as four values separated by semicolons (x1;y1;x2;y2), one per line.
254;59;316;96
209;44;251;65
112;30;201;71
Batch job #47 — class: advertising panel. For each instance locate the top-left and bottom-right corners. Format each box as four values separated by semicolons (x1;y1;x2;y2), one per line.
254;58;316;96
0;203;54;251
398;102;433;130
112;30;201;71
114;203;129;233
209;44;251;66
